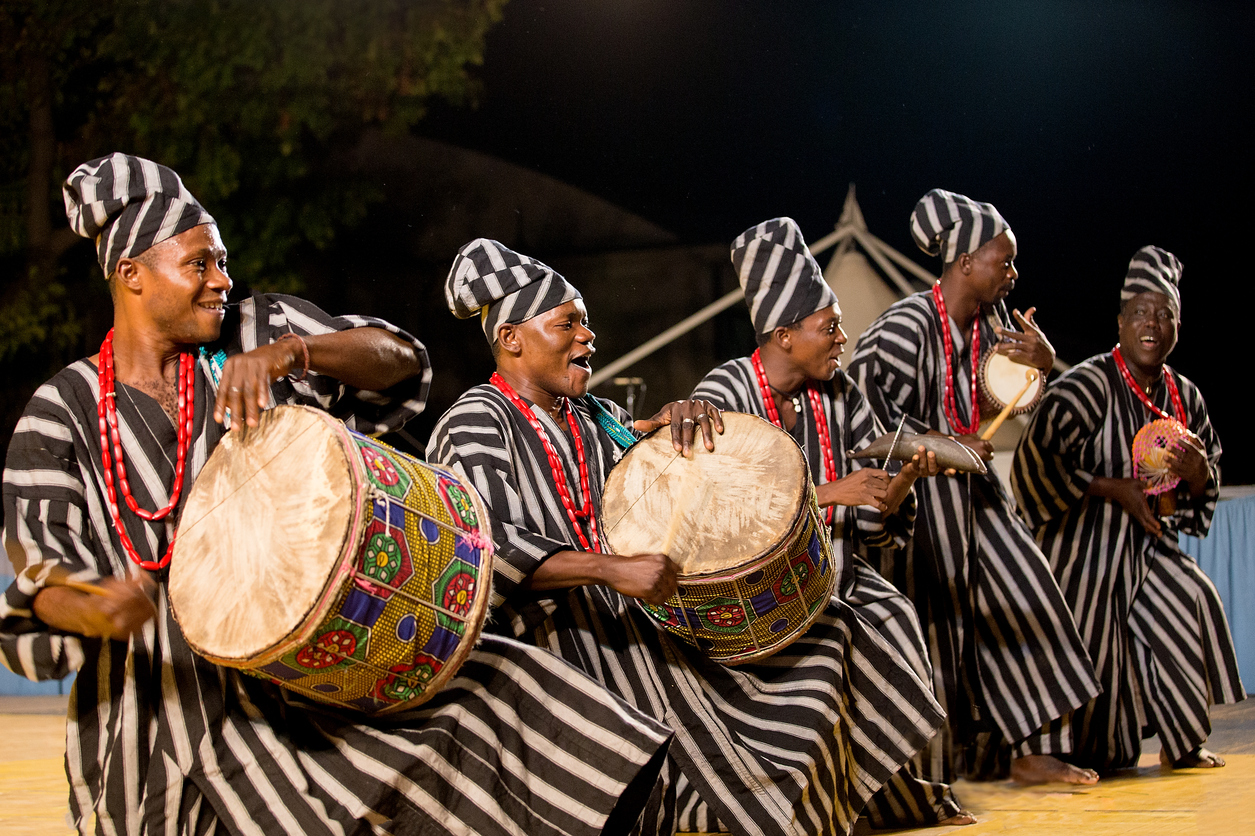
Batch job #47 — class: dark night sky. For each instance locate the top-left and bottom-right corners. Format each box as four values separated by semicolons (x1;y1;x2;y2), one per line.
418;0;1255;482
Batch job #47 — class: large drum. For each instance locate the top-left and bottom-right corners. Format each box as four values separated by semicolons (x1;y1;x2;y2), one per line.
600;412;836;665
170;405;493;715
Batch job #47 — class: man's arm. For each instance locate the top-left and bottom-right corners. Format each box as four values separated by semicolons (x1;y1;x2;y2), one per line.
214;327;423;427
31;577;155;641
527;550;677;605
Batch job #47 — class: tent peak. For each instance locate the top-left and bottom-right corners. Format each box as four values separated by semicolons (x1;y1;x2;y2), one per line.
836;183;867;232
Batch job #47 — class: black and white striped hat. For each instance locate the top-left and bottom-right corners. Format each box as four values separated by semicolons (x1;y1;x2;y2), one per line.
445;238;581;343
732;217;839;335
1122;245;1182;316
910;188;1009;263
63;153;215;278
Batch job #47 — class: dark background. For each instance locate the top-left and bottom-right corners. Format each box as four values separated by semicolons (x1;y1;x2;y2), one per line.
409;0;1254;481
4;0;1252;482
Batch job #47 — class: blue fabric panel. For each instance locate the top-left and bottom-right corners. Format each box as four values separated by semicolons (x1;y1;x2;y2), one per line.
1179;494;1255;691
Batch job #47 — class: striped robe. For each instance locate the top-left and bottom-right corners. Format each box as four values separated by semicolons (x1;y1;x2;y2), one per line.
427;384;947;836
847;292;1100;780
692;359;961;826
1010;352;1245;768
1;294;671;836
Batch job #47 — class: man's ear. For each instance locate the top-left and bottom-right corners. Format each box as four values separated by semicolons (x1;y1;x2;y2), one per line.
496;322;523;357
956;252;973;276
113;256;145;293
773;326;792;350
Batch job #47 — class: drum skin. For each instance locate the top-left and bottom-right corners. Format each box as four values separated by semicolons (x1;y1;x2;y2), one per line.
170;405;493;715
601;412;837;664
980;352;1044;415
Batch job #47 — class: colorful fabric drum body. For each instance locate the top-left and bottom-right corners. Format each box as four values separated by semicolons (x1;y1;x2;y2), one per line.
980;351;1044;415
600;412;837;665
170;404;493;715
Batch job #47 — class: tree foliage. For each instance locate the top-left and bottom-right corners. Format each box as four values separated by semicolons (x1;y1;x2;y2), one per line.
0;0;506;459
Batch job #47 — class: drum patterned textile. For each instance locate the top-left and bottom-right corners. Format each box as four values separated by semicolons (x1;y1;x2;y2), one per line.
637;511;830;663
601;413;835;664
172;405;492;714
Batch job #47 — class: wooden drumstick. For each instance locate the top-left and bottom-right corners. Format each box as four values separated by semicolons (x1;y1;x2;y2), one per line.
33;564;112;597
980;369;1039;441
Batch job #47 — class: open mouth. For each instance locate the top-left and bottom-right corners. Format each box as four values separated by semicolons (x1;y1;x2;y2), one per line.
199;300;226;315
570;354;593;371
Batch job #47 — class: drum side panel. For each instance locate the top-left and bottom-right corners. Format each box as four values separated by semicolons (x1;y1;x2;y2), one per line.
170;407;354;663
602;412;807;576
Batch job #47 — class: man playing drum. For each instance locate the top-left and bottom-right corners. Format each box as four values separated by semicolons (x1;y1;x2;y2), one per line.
1011;246;1243;772
0;154;671;836
847;190;1101;784
692;217;971;828
427;238;947;836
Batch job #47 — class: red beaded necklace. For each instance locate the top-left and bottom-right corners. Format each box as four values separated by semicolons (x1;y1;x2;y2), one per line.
751;349;835;525
932;282;981;436
1112;344;1186;424
97;329;196;570
490;372;602;552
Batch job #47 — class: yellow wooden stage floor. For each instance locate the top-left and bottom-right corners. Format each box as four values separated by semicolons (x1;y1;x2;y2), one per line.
3;697;1253;835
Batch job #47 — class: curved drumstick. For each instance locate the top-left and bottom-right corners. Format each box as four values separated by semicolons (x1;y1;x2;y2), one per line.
28;563;112;597
980;369;1039;441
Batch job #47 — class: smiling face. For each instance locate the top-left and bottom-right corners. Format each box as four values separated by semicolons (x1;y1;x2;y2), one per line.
1118;290;1179;373
964;229;1018;304
502;298;596;400
783;304;847;382
117;223;232;346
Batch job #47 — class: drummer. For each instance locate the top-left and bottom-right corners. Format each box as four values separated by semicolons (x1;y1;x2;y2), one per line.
427;238;948;836
847;189;1101;784
0;154;672;836
1010;246;1243;772
692;217;972;829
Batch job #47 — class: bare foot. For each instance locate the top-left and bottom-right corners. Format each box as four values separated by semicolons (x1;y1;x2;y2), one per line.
1160;747;1226;769
1011;754;1100;785
938;810;977;826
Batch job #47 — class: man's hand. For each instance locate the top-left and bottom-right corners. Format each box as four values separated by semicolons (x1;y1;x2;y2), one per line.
1088;477;1162;537
213;342;298;429
634;399;725;457
899;445;943;479
994;307;1055;372
953;434;995;462
33;575;157;641
601;553;679;605
817;469;890;512
1166;438;1210;498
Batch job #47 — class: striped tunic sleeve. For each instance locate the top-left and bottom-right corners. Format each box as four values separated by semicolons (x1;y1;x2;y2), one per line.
228;293;432;435
1010;363;1105;531
1173;372;1222;538
427;386;575;605
846;298;937;436
1;377;97;682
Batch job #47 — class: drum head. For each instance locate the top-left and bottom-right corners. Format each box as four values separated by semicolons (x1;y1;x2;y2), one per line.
170;406;358;663
601;412;808;577
981;352;1043;413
